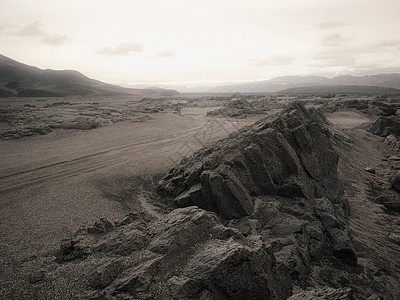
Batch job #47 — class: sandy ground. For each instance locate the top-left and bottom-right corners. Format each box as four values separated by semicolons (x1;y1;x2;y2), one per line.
0;106;260;299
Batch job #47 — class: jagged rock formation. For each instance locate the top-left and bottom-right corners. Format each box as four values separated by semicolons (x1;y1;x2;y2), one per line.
156;103;357;281
368;116;400;137
63;207;292;300
158;102;347;217
56;103;358;299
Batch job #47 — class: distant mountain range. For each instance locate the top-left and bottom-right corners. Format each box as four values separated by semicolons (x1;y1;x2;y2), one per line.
2;53;399;96
277;85;400;95
0;54;178;97
181;74;400;94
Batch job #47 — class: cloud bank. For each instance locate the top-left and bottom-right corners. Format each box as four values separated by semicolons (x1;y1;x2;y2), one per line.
94;42;143;56
12;21;68;46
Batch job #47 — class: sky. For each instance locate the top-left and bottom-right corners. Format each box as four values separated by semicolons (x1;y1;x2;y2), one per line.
1;0;400;87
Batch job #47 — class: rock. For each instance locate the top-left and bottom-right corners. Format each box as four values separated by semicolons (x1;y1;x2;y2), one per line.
272;222;304;236
373;195;389;204
33;125;52;135
28;270;45;283
274;244;307;279
288;287;352;299
314;198;357;266
305;222;328;259
173;183;203;207
60;237;91;262
388;233;400;245
88;218;114;234
157;103;346;219
365;167;376;174
207;168;255;219
330;228;357;266
209;224;243;240
389;170;400;192
88;261;122;289
149;206;220;254
169;239;292;300
116;213;139;226
384;134;398;145
105;258;160;296
224;217;258;236
92;229;147;255
368;116;400;137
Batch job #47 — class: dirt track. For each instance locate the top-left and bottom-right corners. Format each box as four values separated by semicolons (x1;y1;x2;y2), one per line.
0;107;258;297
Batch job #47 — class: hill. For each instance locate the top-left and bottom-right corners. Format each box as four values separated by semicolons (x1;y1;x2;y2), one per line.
276;85;400;95
0;54;178;97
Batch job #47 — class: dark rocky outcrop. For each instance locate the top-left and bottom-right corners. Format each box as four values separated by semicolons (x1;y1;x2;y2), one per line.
156;103;357;280
158;103;346;217
368;116;400;137
62;207;292;299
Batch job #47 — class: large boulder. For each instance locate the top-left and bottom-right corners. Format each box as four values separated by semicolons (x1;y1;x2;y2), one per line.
157;103;345;219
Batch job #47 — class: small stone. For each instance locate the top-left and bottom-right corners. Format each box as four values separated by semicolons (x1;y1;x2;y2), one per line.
388;233;400;245
29;271;45;283
365;167;376;174
373;195;389;204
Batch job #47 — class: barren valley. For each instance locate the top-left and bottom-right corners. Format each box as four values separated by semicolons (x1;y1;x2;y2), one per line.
1;94;400;300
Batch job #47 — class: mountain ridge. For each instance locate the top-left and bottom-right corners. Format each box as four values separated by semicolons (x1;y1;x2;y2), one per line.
276;84;400;95
0;54;179;97
202;73;400;93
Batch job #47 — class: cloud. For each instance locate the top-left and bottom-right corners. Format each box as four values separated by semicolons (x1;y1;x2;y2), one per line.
12;21;68;46
156;49;176;57
246;55;295;67
94;42;143;56
42;34;68;46
320;33;352;47
14;21;44;37
314;21;348;30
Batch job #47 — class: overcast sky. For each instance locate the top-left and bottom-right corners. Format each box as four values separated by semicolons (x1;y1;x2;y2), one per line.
1;0;400;87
